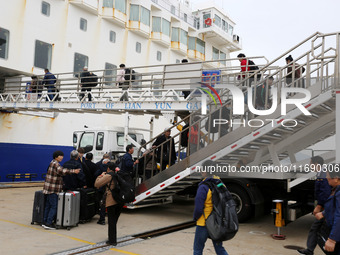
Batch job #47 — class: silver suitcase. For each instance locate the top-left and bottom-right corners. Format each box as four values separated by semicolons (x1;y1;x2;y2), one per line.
56;191;80;230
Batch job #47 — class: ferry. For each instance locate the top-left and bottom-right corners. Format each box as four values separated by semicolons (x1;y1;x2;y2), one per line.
0;0;242;182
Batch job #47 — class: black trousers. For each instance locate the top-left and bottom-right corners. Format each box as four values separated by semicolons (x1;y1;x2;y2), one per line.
107;204;123;243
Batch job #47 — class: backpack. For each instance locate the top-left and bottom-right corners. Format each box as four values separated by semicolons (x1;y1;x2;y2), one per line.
107;171;135;204
88;73;98;87
189;125;199;144
248;60;259;72
202;179;239;242
115;155;124;170
124;68;136;82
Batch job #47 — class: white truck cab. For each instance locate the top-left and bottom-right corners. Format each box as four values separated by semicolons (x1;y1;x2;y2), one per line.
73;127;145;162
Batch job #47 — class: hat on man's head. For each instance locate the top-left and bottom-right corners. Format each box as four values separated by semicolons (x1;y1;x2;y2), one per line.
285;55;293;62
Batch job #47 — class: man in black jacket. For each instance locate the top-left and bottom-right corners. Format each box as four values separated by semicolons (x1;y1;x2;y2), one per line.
62;150;87;190
298;156;332;255
84;153;98;188
152;128;176;170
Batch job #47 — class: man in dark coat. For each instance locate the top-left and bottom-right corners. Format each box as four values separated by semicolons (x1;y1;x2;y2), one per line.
62;150;87;190
152;128;176;170
84;153;98;188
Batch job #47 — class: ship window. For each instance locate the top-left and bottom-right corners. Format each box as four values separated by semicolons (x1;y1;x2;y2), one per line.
229;24;233;35
203;12;211;28
136;42;141;53
220;51;226;65
74;53;89;74
212;47;219;60
214;14;221;27
80;18;87;31
162;18;170;36
0;27;10;59
117;133;136;146
152;17;161;32
180;29;188;45
115;0;126;13
184;13;187;22
171;5;176;15
171;27;179;42
34;40;52;70
130;4;139;21
194;17;200;29
96;132;104;151
222;20;228;33
79;132;95;151
109;30;116;43
176;59;180;63
103;0;113;8
41;1;50;17
157;51;162;61
196;38;205;54
140;7;150;26
188;37;195;50
104;62;117;86
152;80;162;96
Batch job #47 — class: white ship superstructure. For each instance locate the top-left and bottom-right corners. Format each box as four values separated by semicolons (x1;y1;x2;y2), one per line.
0;0;242;181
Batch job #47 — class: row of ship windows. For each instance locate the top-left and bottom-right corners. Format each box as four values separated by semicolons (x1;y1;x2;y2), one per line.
0;24;227;66
39;1;229;55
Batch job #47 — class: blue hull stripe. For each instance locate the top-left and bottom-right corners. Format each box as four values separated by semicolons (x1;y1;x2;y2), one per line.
0;143;73;182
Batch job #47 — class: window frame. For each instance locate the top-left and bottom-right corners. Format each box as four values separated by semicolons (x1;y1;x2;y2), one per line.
109;30;116;43
34;40;52;70
136;42;141;53
0;27;10;60
80;18;87;32
41;1;50;17
156;51;162;61
74;52;89;74
96;132;104;151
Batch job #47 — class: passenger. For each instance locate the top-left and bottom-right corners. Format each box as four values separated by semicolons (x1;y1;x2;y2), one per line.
42;150;80;230
255;76;274;110
42;68;58;101
120;145;139;182
95;158;110;225
315;163;340;254
95;162;123;246
189;116;201;155
96;153;110;173
181;59;191;99
140;148;158;180
117;63;129;101
285;55;305;88
62;150;87;191
84;153;98;188
237;53;259;87
31;75;43;98
193;171;229;255
79;66;94;102
298;156;332;255
152;127;177;171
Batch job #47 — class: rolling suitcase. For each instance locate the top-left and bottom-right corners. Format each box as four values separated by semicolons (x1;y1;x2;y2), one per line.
31;190;45;225
56;191;80;230
79;188;97;223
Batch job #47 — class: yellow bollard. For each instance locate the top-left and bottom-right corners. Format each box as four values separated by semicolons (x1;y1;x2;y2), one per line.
271;199;286;240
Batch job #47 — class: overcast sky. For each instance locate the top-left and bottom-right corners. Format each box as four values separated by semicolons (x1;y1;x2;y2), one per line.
192;0;340;62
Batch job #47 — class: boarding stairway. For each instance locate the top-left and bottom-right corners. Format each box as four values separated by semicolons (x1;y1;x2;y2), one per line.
129;32;340;208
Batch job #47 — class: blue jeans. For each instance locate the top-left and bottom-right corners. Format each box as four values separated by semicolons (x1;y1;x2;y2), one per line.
193;226;229;255
44;193;58;225
46;86;56;101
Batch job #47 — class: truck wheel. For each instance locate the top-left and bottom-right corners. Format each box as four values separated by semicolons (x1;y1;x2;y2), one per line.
228;184;252;222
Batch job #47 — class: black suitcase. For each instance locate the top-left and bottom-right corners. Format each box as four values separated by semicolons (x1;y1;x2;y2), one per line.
31;190;45;225
79;188;97;222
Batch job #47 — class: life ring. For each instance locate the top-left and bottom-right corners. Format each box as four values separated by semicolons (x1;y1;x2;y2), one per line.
204;18;212;26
